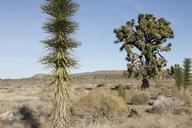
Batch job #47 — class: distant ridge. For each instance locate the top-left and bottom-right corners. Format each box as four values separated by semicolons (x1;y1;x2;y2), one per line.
0;70;127;88
0;70;173;89
72;70;125;76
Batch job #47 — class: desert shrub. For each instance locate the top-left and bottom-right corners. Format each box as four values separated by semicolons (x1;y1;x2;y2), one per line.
129;93;149;105
71;89;128;124
0;122;25;128
117;84;126;100
71;121;113;128
118;116;176;128
72;116;176;128
173;92;192;107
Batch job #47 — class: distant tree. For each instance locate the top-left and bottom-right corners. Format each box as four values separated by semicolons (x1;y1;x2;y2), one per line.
167;65;175;76
183;58;192;90
174;65;183;90
41;0;80;128
114;14;174;89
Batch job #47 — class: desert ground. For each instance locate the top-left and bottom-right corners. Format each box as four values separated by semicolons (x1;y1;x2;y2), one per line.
0;70;192;128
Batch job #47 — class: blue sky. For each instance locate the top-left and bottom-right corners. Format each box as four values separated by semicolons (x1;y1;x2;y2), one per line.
0;0;192;78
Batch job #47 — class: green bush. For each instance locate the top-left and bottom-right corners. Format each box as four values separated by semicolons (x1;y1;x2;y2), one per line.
117;84;126;100
130;93;149;105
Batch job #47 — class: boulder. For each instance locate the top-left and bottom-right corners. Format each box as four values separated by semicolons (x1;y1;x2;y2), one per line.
150;93;159;100
0;111;14;121
146;95;187;114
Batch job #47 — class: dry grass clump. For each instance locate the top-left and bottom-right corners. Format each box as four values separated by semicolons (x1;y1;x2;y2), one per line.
170;92;192;115
118;116;176;128
71;121;114;128
0;122;25;128
173;92;192;107
71;89;128;124
129;93;149;105
155;85;177;96
71;116;176;128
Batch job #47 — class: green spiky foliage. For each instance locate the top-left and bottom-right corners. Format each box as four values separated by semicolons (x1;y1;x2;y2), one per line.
174;64;183;90
41;0;79;128
183;58;192;90
114;14;174;89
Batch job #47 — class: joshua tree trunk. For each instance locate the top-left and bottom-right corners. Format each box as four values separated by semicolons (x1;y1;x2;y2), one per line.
141;78;150;90
53;79;70;128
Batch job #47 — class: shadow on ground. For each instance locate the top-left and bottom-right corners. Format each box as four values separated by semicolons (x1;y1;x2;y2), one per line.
19;106;40;128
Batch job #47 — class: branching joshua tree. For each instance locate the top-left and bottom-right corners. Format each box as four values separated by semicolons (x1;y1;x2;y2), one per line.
183;58;191;90
41;0;80;128
114;14;174;89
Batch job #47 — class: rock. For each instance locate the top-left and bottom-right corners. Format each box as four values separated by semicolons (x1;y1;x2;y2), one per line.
75;87;87;92
0;111;14;121
145;95;189;115
150;93;159;100
146;96;172;114
172;107;192;115
84;87;94;91
125;85;130;90
148;99;154;105
128;107;141;118
110;85;119;90
153;96;170;105
96;84;105;88
145;106;162;114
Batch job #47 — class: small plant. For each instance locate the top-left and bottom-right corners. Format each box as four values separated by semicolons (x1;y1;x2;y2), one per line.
183;58;192;90
117;84;126;100
129;93;149;105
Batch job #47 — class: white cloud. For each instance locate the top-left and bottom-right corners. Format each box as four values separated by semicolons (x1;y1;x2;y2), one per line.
127;0;143;12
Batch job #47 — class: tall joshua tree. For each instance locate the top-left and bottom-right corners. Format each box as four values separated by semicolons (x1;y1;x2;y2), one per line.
114;14;174;89
41;0;79;128
183;58;191;90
